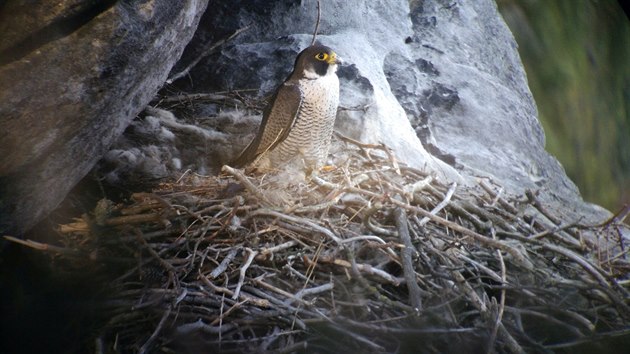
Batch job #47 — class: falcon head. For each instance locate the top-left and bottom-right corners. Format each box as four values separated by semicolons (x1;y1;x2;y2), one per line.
292;44;342;79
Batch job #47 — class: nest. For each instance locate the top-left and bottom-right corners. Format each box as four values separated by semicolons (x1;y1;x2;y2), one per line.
13;135;630;353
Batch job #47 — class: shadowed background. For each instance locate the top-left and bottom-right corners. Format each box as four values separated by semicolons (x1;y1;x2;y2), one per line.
498;0;630;212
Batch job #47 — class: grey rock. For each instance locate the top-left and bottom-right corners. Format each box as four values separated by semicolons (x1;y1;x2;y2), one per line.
0;0;208;235
399;1;610;223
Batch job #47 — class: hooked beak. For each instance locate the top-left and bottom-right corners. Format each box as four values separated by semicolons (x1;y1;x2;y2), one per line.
328;53;343;66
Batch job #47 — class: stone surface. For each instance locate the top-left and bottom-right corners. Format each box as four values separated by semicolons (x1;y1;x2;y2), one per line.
398;1;611;222
161;0;610;223
0;0;209;235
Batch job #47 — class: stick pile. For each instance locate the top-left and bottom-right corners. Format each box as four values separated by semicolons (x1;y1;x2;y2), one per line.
35;136;630;353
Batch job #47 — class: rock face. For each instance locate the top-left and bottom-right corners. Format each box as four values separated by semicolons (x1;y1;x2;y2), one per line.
163;0;609;222
0;0;209;235
397;1;599;221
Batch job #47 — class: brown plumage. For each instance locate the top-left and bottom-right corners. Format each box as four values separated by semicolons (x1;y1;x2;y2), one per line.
231;44;341;171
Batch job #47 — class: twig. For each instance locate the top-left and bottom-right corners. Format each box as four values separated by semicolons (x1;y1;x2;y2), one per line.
312;255;402;285
138;306;172;354
134;228;178;287
340;234;392;246
199;272;270;307
330;323;386;351
167;25;250;84
3;236;83;257
95;336;105;354
337;316;476;334
253;277;307;305
251;208;343;244
222;165;273;205
385;196;534;270
394;207;423;310
289;240;325;328
158;92;247;106
403;175;434;200
258;240;298;260
210;299;248;326
175;319;237;335
293;282;334;301
58;218;90;235
341;235;405;259
209;248;239;279
543;328;630;349
498;232;608;287
526;190;561;226
504;307;588;336
364;204;397;236
453;268;523;353
530;220;583;249
479;179;520;215
417;182;456;226
175;169;192;184
310;173;341;190
601;204;630;227
490;186;504;207
486;229;507;354
233;248;258;300
310;0;321;46
303;240;323;289
379;143;401;174
103;212;171;226
335;132;386;149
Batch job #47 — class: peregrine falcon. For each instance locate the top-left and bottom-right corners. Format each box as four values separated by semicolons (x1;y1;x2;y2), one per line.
232;44;341;171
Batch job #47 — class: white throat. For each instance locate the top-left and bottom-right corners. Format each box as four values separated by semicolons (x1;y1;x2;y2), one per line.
303;64;338;80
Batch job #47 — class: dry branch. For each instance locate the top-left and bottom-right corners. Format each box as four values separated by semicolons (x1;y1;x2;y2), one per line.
34;126;630;353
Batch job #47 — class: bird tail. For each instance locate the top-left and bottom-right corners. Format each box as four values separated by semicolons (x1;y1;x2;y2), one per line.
230;128;285;168
230;141;256;168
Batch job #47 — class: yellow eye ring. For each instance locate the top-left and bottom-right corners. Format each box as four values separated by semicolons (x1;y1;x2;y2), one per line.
315;52;329;61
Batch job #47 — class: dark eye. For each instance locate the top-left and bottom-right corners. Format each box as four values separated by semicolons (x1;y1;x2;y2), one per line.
315;52;328;61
